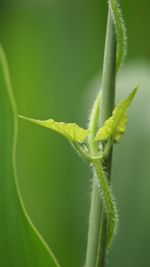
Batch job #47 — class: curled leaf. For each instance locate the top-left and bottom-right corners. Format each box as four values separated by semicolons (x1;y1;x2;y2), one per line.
93;161;118;248
19;116;89;143
109;0;127;70
95;86;138;142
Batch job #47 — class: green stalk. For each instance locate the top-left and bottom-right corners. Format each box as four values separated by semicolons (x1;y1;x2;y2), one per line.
85;8;116;267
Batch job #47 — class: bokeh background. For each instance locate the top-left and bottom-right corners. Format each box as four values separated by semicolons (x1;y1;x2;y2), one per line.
0;0;150;266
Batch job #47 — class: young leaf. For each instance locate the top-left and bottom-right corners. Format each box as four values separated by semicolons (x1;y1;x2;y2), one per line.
95;86;138;142
88;91;101;149
19;116;89;143
93;161;118;248
0;45;61;267
108;0;127;70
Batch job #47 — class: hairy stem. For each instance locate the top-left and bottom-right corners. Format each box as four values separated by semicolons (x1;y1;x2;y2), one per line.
85;8;116;267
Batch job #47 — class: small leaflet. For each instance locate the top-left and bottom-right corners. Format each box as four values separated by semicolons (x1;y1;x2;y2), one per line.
19;116;89;143
94;86;138;142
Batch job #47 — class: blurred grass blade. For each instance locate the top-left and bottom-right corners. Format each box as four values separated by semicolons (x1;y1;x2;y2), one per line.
109;0;127;70
19;115;89;143
0;45;61;267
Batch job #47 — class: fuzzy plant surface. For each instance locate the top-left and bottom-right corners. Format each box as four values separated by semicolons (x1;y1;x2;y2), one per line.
0;0;138;267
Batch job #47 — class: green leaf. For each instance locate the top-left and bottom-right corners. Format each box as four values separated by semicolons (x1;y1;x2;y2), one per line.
0;45;61;267
95;86;138;142
19;116;89;143
108;0;127;70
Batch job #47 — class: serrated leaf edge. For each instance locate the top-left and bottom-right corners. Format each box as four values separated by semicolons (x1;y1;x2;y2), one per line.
19;115;90;143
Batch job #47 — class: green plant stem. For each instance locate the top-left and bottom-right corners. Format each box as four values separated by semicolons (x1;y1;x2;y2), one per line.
85;9;116;267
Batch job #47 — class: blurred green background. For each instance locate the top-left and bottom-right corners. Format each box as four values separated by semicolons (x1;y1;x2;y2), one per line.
0;0;150;266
